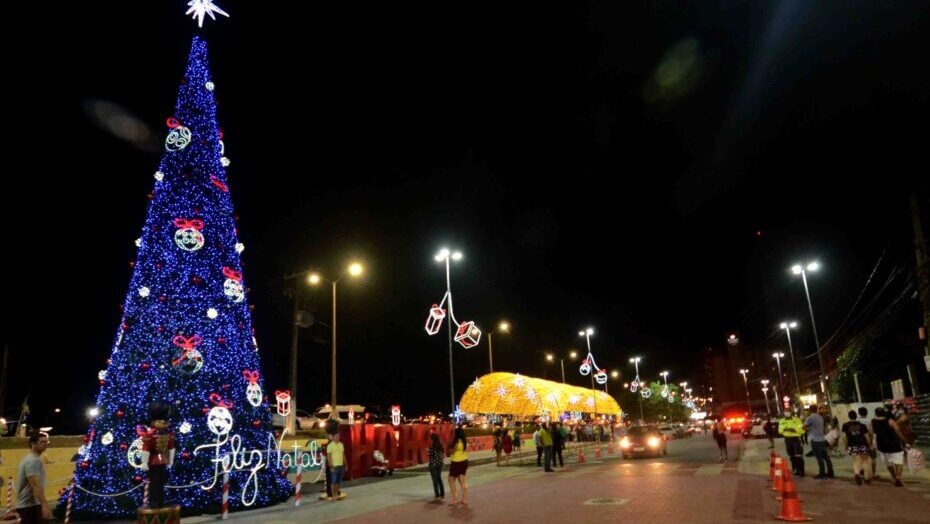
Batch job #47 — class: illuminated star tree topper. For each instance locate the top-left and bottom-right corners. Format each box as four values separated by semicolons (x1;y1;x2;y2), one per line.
186;0;230;28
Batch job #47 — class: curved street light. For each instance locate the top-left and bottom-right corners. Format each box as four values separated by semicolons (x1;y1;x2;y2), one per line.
487;321;510;373
308;262;364;419
791;261;831;410
547;350;578;383
779;321;802;401
739;368;751;411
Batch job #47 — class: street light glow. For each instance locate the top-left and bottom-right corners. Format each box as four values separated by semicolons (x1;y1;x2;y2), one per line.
791;264;803;274
660;371;669;377
773;352;784;358
499;321;510;332
348;262;363;276
629;356;641;363
435;248;450;261
611;370;619;378
307;273;321;285
88;407;99;418
807;262;819;271
451;251;463;261
546;353;554;362
569;350;578;359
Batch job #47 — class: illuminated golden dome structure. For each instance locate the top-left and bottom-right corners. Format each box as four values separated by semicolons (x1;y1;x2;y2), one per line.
460;372;621;417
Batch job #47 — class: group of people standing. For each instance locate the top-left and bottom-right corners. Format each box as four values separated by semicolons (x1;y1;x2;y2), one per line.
427;428;470;506
779;403;917;486
532;422;567;472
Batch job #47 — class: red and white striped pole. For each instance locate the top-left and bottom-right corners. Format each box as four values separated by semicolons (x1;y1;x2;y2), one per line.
64;481;75;524
294;462;303;507
221;471;229;520
5;476;13;518
142;480;150;507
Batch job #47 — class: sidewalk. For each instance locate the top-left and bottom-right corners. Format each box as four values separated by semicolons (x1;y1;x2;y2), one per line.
403;439;604;472
176;441;612;524
741;437;930;483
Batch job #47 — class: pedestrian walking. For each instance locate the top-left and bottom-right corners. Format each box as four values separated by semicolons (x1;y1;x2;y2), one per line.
764;418;776;449
712;417;728;462
427;433;445;500
533;425;544;467
15;432;51;524
512;423;523;464
493;428;503;467
778;410;805;477
326;431;347;500
857;406;879;480
871;407;910;487
501;430;513;466
892;403;916;446
550;422;564;468
841;410;872;485
804;406;834;479
541;424;554;472
447;428;469;505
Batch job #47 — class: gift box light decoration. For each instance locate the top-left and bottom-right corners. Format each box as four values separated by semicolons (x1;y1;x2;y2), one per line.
453;321;482;349
425;248;482;350
424;304;446;335
275;390;291;417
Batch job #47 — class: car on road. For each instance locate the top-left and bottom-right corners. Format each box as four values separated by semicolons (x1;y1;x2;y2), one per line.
300;404;367;429
657;425;676;440
620;425;668;458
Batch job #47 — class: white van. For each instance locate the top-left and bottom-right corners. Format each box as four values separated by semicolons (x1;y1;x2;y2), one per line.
300;404;366;429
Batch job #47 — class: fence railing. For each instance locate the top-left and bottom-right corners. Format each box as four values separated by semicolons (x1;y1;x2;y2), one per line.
914;394;930;447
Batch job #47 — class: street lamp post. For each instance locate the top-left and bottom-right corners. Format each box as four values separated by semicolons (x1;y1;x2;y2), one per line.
660;371;672;422
760;379;771;416
579;328;602;419
792;261;832;410
607;370;620;395
308;262;364;420
779;322;802;401
630;357;645;422
487;321;510;374
772;352;785;393
435;248;463;414
547;351;578;383
739;368;751;412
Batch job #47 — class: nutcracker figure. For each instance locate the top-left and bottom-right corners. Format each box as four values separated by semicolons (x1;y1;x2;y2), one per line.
139;402;176;508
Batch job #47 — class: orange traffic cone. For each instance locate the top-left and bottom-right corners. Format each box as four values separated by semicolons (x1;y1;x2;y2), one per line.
775;464;812;521
776;462;802;502
577;447;586;463
607;441;615;455
594;447;602;458
769;450;778;482
771;458;784;492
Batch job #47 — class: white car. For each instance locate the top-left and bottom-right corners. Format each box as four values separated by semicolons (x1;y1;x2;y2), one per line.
746;421;767;438
657;425;676;440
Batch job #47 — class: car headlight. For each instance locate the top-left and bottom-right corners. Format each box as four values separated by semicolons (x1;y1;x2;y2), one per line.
620;437;631;448
647;436;661;448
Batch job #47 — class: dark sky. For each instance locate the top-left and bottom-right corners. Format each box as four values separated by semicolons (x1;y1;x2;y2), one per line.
5;1;928;430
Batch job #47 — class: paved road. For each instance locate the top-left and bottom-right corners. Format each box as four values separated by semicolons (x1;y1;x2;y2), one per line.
174;434;930;523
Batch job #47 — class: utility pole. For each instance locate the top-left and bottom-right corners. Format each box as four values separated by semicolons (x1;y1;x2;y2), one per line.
0;343;9;421
911;189;930;360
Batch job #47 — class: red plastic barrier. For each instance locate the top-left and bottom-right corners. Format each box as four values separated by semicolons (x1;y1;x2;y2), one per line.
339;423;456;480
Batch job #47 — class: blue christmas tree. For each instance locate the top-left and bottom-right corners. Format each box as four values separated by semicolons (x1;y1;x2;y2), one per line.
55;35;293;519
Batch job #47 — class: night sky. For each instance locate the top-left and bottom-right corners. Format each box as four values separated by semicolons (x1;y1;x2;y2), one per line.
5;1;928;431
